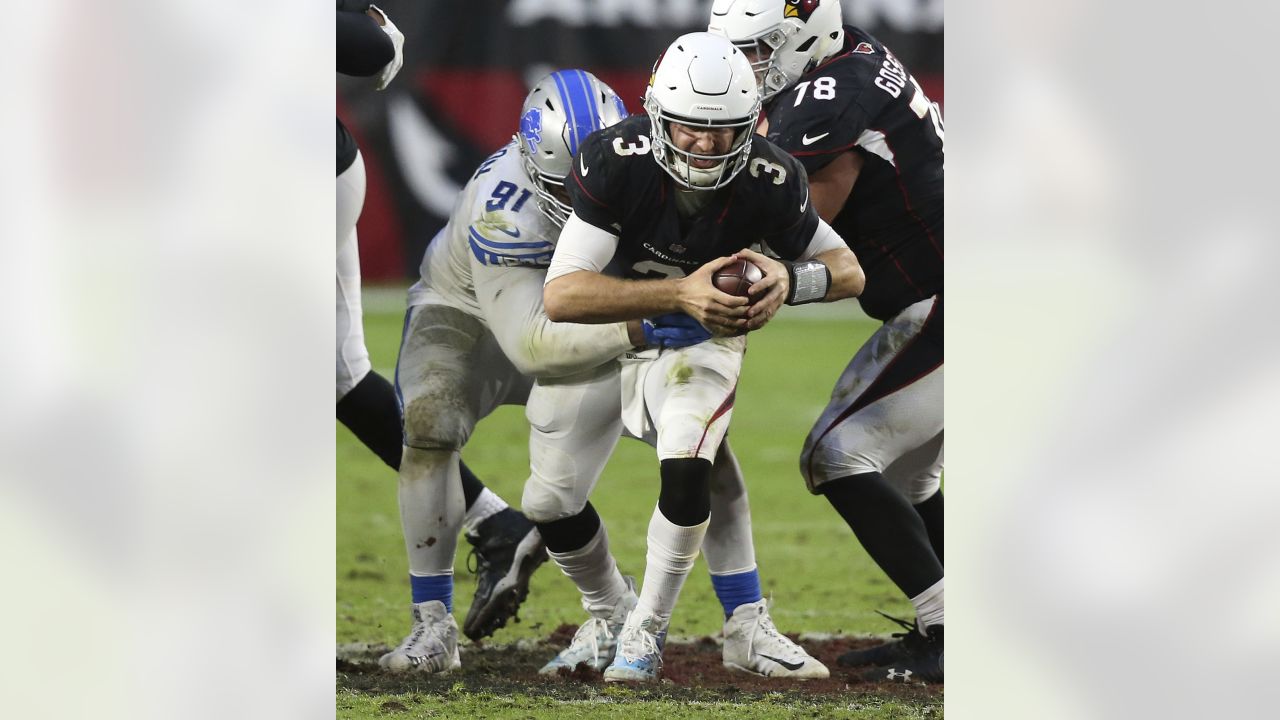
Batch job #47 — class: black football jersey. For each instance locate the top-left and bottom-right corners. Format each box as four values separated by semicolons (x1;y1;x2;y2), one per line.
765;26;943;322
567;114;820;280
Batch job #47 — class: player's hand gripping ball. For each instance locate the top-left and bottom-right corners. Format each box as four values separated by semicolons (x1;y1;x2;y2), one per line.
712;258;763;297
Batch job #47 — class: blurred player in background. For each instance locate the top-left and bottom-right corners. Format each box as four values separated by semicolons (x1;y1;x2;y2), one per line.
539;33;864;682
337;1;540;646
378;70;715;673
710;0;945;682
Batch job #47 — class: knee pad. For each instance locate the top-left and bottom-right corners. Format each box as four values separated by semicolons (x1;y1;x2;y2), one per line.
400;393;473;451
521;473;589;524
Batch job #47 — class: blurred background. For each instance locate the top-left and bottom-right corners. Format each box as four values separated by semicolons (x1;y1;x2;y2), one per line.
339;0;943;280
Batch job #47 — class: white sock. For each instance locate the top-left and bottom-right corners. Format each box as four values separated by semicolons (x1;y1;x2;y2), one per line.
911;577;945;632
703;447;756;574
630;505;709;631
399;448;465;575
462;487;509;536
546;522;629;617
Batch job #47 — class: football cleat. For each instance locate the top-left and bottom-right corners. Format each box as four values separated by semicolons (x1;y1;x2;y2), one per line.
461;508;549;641
602;612;667;683
837;611;916;667
861;624;943;684
378;600;462;674
539;577;638;675
722;599;829;679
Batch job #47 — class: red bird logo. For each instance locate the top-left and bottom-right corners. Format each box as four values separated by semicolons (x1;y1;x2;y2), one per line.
784;0;821;22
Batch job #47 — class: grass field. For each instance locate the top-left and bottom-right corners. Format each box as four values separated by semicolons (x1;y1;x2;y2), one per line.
337;286;941;718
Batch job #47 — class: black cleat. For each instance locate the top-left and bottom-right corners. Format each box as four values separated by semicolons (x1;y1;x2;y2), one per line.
860;624;943;684
837;611;916;668
461;508;548;641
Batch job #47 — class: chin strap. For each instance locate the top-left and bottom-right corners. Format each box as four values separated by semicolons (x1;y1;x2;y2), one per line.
783;260;831;305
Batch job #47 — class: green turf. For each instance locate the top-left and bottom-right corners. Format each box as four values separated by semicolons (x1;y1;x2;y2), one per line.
338;289;926;716
337;688;941;719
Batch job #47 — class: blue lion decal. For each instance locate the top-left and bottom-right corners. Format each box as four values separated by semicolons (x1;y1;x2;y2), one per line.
520;107;543;154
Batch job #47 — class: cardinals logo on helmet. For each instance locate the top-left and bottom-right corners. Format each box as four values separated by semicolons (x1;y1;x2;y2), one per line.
784;0;821;22
519;107;542;153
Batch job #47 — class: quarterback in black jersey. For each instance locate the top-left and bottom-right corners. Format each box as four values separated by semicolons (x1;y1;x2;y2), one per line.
711;0;945;683
543;33;863;682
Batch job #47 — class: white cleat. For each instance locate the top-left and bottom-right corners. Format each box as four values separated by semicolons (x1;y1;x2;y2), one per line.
722;599;829;679
603;611;666;683
378;600;462;674
539;578;638;675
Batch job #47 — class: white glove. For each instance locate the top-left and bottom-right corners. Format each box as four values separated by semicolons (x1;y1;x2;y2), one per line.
370;5;404;91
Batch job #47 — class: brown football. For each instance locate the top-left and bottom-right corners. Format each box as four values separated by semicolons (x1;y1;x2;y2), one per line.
712;259;764;297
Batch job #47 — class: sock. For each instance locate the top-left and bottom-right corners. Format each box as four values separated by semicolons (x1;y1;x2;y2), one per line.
819;471;943;599
546;521;630;617
336;371;403;470
702;442;757;576
398;447;464;601
462;487;509;536
409;573;453;612
459;460;485;508
631;505;709;630
710;568;763;618
914;489;943;564
911;577;944;632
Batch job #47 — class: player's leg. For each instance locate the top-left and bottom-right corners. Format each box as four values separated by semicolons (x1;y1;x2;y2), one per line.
449;330;547;642
891;432;943;565
605;339;743;682
802;296;944;681
836;432;944;669
379;303;503;673
705;441;829;679
335;151;404;467
522;365;636;674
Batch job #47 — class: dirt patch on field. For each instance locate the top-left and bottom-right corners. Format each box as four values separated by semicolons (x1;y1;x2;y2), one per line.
337;630;941;704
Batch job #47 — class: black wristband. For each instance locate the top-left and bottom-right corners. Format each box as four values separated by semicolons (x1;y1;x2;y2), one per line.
784;260;832;305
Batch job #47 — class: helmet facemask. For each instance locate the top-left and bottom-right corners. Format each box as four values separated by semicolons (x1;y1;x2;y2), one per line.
644;97;760;191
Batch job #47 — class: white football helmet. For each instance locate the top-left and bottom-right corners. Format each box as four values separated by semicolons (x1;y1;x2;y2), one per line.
643;32;760;191
515;70;629;227
708;0;845;103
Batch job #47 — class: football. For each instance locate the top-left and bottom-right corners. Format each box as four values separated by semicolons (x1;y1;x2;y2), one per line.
712;258;764;297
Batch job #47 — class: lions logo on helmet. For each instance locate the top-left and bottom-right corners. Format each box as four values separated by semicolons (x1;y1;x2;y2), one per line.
519;108;543;154
784;0;821;21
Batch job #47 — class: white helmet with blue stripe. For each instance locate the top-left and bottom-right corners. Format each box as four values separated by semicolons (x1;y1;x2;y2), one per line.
515;70;628;227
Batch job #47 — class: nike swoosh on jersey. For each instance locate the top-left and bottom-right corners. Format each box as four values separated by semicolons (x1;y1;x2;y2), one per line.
579;154;589;176
801;132;830;146
759;654;806;672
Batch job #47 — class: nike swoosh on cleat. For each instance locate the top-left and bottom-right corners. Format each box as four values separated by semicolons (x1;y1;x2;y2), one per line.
801;132;830;146
759;654;806;671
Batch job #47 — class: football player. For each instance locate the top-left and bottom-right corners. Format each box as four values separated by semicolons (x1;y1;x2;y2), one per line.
378;70;715;673
709;0;945;682
539;33;865;682
337;1;542;648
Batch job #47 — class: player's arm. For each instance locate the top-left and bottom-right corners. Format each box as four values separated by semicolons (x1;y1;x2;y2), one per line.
739;219;864;328
474;263;640;378
808;150;864;222
336;9;393;76
543;214;749;335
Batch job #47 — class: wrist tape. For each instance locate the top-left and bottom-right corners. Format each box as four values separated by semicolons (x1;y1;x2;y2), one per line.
785;260;831;305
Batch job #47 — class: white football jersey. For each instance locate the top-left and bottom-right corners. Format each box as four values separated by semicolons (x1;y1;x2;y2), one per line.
408;141;558;315
407;140;632;379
